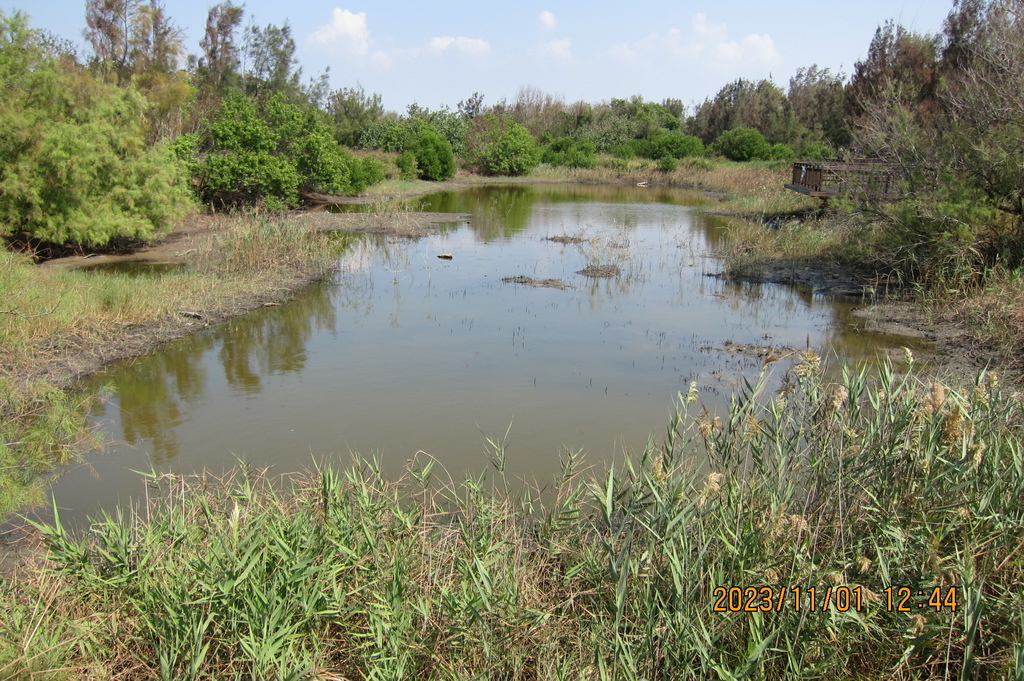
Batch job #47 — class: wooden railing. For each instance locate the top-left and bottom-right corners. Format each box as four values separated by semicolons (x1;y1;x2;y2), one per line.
785;160;894;198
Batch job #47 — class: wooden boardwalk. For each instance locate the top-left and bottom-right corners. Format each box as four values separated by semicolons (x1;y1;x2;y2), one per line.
785;160;894;199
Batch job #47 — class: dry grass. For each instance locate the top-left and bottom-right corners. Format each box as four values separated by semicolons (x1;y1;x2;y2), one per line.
718;213;883;280
532;158;818;217
949;267;1024;374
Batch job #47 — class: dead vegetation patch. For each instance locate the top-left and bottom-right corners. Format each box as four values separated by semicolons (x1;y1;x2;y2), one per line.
547;235;585;244
576;264;621;278
292;211;468;239
502;275;572;290
710;340;801;363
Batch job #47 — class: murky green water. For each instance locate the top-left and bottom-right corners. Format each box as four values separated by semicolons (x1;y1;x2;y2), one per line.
50;184;926;523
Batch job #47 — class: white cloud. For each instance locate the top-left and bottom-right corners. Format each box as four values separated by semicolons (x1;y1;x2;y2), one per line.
310;9;371;56
691;13;727;46
538;11;558;31
535;38;572;61
609;42;638;62
717;33;779;64
608;13;780;68
429;36;491;55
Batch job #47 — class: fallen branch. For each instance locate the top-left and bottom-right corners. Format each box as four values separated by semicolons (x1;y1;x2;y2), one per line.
0;306;57;319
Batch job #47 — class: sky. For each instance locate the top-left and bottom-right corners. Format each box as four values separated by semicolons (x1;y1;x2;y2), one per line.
6;0;954;113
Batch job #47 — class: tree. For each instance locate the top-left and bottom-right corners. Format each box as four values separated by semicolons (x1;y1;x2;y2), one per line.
845;21;940;124
84;0;183;86
690;79;793;145
847;22;942;190
327;84;384;147
242;21;301;99
788;65;851;150
1;11;190;246
84;0;136;84
198;2;244;92
130;1;181;75
510;86;566;138
939;0;1024;217
457;92;484;120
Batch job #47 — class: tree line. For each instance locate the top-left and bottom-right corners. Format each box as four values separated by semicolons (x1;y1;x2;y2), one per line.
1;0;1021;255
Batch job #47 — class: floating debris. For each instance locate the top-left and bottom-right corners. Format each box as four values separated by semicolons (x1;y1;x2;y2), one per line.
576;264;621;278
437;253;453;260
547;235;585;244
502;275;572;290
714;340;800;363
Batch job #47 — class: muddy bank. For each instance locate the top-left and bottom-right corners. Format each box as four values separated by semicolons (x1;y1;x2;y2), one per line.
715;258;1003;384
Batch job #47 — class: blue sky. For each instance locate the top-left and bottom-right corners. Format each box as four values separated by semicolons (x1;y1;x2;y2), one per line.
8;1;953;113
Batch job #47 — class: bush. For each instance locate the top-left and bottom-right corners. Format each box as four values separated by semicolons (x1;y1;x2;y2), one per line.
640;132;705;160
358;117;407;152
714;127;771;162
0;14;190;246
395;151;418;180
541;137;596;168
657;155;678;173
193;91;384;207
410;127;456;181
467;115;540;176
349;156;386;192
800;142;834;161
769;143;796;161
610;142;638;160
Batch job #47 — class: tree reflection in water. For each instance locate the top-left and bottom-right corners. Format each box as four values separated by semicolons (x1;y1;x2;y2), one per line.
93;281;338;464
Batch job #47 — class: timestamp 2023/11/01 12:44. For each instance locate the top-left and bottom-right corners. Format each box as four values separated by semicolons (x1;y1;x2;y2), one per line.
712;585;959;613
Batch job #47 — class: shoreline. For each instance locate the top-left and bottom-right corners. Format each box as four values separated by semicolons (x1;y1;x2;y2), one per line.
30;173;1001;391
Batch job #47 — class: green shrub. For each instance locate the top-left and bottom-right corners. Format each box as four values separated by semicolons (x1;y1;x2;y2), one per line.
410;127;456;181
349;156;386;192
202;150;300;210
640;131;705;160
395;151;418;180
800;142;834;161
296;128;356;194
0;13;190;246
467;115;540;176
541;137;596;168
769;143;796;161
358;117;407;152
194;91;383;206
714;127;771;162
610;142;638;160
657;155;678;172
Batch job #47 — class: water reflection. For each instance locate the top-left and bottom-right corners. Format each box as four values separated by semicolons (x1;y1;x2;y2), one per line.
87;282;339;464
52;184;930;524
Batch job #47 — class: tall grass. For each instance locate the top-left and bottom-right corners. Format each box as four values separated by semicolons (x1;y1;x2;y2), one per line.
533;159;818;217
5;355;1022;679
719;212;883;282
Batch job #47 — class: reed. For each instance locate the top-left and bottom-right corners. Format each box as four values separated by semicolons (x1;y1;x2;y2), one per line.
5;356;1022;679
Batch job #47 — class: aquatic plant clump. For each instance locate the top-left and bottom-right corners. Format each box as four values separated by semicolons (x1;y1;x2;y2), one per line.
5;358;1023;679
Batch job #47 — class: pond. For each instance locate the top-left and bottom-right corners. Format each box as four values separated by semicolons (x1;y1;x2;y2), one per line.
49;184;925;524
